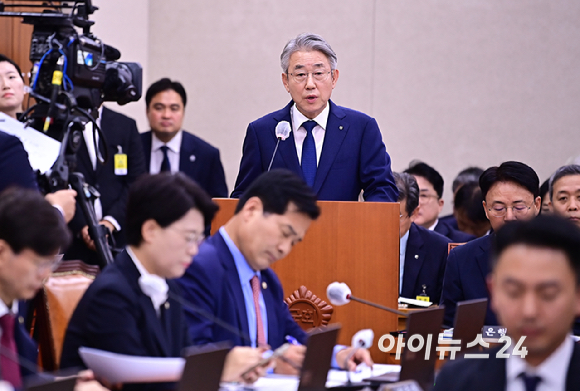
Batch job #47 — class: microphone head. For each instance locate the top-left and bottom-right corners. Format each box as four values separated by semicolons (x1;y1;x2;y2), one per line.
275;121;291;140
351;329;374;348
327;282;351;306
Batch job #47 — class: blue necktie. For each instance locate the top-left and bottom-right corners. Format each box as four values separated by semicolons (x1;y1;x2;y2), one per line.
160;145;171;172
520;373;541;391
301;120;317;187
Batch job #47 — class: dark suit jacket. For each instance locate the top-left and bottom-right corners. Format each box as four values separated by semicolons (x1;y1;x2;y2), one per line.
176;232;307;349
401;224;451;304
61;250;189;391
433;343;580;391
64;107;146;263
14;310;38;382
0;131;38;193
231;100;398;202
438;214;458;230
434;220;475;243
141;130;228;198
440;234;498;327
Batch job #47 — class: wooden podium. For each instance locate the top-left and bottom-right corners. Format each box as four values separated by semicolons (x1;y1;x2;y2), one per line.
210;199;400;363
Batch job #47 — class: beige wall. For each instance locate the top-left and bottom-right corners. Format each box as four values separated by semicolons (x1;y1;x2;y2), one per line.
94;0;580;212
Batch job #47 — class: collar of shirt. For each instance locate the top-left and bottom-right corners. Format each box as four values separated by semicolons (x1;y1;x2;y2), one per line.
0;300;18;318
506;335;573;391
399;229;410;295
291;103;329;165
126;246;169;315
152;129;182;154
219;227;261;285
428;219;439;231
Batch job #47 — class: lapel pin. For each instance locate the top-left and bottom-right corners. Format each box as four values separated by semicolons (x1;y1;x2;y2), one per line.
164;301;170;310
18;316;24;324
415;254;419;259
339;126;344;130
189;155;196;162
262;282;267;290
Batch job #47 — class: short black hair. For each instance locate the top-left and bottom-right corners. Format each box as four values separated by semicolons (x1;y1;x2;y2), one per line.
493;215;580;285
454;182;487;223
405;161;444;198
479;161;539;201
453;166;484;194
539;178;550;215
145;78;187;108
126;173;218;246
0;54;24;81
235;169;320;220
393;172;419;216
549;165;580;201
0;187;71;255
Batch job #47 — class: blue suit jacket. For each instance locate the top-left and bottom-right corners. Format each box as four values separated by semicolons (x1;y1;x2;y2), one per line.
440;234;498;327
231;100;398;202
65;107;146;263
434;220;476;243
14;311;38;383
61;250;189;391
176;233;307;349
433;343;580;391
0;131;38;193
401;223;451;304
141;130;228;198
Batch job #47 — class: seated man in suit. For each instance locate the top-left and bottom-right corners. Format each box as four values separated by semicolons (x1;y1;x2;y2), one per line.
177;169;373;374
439;166;484;230
441;161;541;327
549;165;580;227
64;105;146;265
404;161;475;242
394;172;451;304
0;187;106;390
61;173;265;390
231;33;397;202
141;78;228;198
434;215;580;391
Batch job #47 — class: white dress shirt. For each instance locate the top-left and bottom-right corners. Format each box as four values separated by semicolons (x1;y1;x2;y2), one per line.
126;246;168;317
150;130;183;174
399;230;409;295
291;103;329;165
505;335;574;391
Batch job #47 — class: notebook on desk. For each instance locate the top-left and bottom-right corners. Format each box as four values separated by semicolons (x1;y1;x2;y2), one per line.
364;307;444;391
178;342;231;391
297;323;341;391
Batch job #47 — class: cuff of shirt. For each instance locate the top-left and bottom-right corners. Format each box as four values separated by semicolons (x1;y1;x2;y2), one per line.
331;344;348;369
103;216;121;231
53;204;65;219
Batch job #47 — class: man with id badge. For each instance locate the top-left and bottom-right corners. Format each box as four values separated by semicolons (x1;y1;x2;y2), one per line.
394;172;451;305
64;105;146;266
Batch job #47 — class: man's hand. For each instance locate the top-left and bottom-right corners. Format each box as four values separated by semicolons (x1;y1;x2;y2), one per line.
45;189;77;223
273;344;305;375
222;346;270;384
74;370;112;391
335;347;374;371
81;220;115;251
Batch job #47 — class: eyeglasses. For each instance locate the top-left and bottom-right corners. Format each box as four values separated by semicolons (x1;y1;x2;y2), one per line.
487;204;532;218
169;227;205;247
418;193;439;204
38;254;64;273
288;71;332;84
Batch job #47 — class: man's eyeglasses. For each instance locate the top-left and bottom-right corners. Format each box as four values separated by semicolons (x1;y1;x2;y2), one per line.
487;204;532;218
288;71;331;84
419;193;439;204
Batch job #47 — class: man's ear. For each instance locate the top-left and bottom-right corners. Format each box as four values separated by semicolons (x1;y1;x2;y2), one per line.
240;196;264;221
410;205;420;223
0;240;12;267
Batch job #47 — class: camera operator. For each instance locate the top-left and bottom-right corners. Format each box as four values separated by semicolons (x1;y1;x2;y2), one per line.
0;54;77;222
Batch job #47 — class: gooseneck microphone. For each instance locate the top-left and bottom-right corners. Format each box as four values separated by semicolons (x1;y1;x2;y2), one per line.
326;282;408;317
267;121;291;171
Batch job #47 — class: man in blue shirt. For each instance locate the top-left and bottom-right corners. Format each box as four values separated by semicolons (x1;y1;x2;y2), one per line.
178;169;373;374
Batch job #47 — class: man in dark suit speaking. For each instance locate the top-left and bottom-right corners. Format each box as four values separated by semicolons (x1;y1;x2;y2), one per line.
141;78;228;198
434;215;580;391
231;33;397;202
